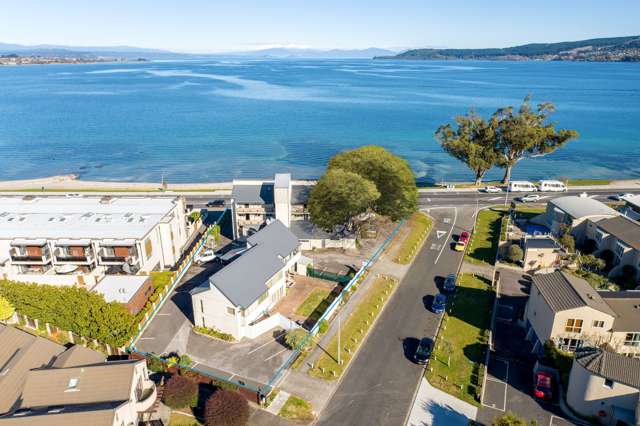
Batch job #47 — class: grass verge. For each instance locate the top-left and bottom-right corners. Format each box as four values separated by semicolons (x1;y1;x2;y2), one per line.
278;395;315;423
169;411;203;426
394;212;433;264
426;273;494;406
567;179;611;186
465;208;504;266
295;289;331;318
309;276;396;380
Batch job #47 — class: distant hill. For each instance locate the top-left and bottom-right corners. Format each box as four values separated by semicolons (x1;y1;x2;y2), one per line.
229;47;397;59
378;36;640;62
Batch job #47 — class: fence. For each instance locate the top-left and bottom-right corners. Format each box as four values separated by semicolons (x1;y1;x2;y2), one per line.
307;267;353;284
265;218;405;390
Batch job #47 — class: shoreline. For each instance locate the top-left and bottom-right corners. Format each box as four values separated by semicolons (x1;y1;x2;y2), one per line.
0;174;638;193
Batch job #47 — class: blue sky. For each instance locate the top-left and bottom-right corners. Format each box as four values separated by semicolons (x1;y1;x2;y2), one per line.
1;0;639;52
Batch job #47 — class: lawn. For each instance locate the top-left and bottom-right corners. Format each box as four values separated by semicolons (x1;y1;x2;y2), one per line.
567;179;611;186
465;208;505;265
295;289;331;318
309;276;396;380
169;412;203;426
279;395;315;422
513;206;545;221
426;274;494;406
394;212;433;264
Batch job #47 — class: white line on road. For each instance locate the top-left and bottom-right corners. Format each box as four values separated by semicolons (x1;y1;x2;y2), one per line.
264;348;289;362
434;207;457;264
488;196;502;201
138;337;155;340
246;331;286;355
436;230;447;239
157;313;171;316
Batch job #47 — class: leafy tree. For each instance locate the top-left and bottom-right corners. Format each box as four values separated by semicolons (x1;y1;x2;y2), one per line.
506;244;523;263
494;95;578;183
204;390;249;426
578;254;605;273
616;265;638;290
284;328;310;350
162;375;198;409
0;295;15;321
435;112;499;185
328;145;418;220
492;412;528;426
557;225;575;253
308;168;380;231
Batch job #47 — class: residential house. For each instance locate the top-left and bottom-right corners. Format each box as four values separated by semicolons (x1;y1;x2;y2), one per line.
543;196;619;244
0;325;159;425
191;220;304;340
524;271;640;357
567;347;639;426
0;196;188;287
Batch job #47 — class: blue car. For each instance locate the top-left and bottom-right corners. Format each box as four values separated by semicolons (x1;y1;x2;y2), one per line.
431;294;446;314
443;274;457;292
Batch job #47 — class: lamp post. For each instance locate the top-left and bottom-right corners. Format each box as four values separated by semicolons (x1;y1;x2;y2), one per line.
337;310;341;365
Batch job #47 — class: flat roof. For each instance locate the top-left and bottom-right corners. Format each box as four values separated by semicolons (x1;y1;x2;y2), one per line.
92;275;150;304
549;196;618;219
525;237;558;250
0;196;179;241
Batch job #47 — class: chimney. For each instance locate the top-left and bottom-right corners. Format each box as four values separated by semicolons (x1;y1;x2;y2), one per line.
274;173;292;228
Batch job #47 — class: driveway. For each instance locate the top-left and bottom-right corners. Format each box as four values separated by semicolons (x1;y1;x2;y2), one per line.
316;206;476;426
407;377;477;426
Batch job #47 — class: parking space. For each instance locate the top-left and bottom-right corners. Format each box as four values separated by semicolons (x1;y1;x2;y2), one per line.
482;357;508;412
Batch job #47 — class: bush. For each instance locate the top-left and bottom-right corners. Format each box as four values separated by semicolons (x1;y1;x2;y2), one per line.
616;265;639;290
193;326;234;342
318;320;329;334
147;356;165;373
0;279;133;346
600;250;615;271
492;412;527;426
204;390;249;426
162;375;198;409
178;354;193;367
506;244;523;263
285;328;310;350
0;295;15;321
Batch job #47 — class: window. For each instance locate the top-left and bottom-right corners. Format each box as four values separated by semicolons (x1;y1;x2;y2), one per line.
226;307;235;316
559;338;583;352
592;320;605;328
603;378;614;389
565;319;583;333
144;238;153;260
65;378;79;392
624;333;640;347
245;214;250;221
200;300;204;314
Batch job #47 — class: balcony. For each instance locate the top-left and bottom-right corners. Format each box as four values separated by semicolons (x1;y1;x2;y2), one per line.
10;246;52;265
135;381;158;413
98;246;139;265
54;247;95;264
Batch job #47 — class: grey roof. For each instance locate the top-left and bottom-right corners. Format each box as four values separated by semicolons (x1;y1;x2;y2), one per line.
289;220;333;240
549;196;618;219
525;237;558;250
597;216;640;251
291;185;311;205
531;271;616;316
575;347;640;389
274;173;291;189
599;291;640;332
51;344;105;369
231;184;274;205
203;220;299;308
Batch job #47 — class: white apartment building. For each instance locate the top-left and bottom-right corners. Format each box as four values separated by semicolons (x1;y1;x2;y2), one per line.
0;195;188;287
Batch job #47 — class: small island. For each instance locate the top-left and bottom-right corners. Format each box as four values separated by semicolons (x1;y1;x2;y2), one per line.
0;53;147;66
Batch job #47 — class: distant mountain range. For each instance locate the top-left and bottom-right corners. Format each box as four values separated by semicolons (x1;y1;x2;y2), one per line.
0;43;397;60
378;36;640;62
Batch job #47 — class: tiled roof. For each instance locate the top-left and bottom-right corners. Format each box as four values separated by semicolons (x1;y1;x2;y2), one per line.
575;347;640;389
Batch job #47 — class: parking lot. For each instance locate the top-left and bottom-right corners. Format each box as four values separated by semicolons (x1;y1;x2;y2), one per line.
477;268;578;426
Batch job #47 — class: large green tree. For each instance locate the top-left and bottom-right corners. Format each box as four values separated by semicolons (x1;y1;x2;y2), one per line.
435;112;499;185
308;169;380;231
494;95;578;183
328;145;418;220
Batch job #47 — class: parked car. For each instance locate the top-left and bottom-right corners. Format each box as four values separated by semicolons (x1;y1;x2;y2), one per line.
413;337;433;365
458;231;470;245
206;199;225;207
443;274;457;292
518;194;541;203
483;186;502;193
431;294;446;314
453;241;466;252
194;249;218;265
533;371;554;401
610;193;634;201
508;181;538;192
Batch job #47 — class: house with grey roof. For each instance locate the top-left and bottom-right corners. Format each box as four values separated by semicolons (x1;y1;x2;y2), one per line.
524;271;640;356
230;173;355;250
542;196;619;243
190;220;303;340
567;347;640;425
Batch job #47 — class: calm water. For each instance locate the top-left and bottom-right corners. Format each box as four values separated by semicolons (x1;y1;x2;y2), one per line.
0;59;638;182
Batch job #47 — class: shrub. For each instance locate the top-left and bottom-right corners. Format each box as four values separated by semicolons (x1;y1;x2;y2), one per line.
506;244;523;263
147;356;165;373
204;390;249;426
492;411;527;426
318;320;329;334
600;250;615;271
178;354;193;367
193;326;234;342
578;254;605;273
616;265;639;290
0;295;15;321
162;375;198;409
285;328;310;350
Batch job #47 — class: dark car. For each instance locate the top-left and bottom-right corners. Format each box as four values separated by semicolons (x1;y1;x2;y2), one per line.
414;337;433;365
431;294;446;314
533;371;553;401
443;274;457;292
206;199;225;207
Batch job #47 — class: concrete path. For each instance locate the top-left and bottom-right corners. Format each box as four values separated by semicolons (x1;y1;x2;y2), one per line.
406;377;478;426
266;390;290;415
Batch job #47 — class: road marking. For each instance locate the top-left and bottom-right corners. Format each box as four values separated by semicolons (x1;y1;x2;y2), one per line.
436;230;447;239
488;196;502;201
443;218;451;224
157;313;171;316
434;207;457;264
138;337;155;340
246;330;286;355
228;374;236;381
264;347;289;362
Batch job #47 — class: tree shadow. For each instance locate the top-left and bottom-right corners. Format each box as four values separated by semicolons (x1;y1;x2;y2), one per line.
445;281;493;330
418;399;473;426
171;263;224;323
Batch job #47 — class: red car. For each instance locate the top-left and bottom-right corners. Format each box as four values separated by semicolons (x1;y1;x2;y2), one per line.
458;231;470;245
533;371;553;401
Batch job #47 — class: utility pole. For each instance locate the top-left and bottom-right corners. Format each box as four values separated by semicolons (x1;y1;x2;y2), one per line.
337;311;341;365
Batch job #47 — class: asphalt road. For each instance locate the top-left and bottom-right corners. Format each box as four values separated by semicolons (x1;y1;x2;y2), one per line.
316;206;476;426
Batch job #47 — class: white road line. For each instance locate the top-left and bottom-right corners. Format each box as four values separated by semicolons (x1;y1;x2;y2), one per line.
264;347;289;362
138;337;155;340
488;196;502;201
228;374;236;381
157;313;171;316
246;331;286;355
434;207;457;264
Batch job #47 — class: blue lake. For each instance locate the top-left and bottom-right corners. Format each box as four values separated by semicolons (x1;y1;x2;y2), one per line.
0;59;638;182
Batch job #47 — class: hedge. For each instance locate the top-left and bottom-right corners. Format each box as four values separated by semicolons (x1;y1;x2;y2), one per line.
0;279;134;347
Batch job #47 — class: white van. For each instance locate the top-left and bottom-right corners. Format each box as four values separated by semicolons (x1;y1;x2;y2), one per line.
538;180;567;192
508;181;538;192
